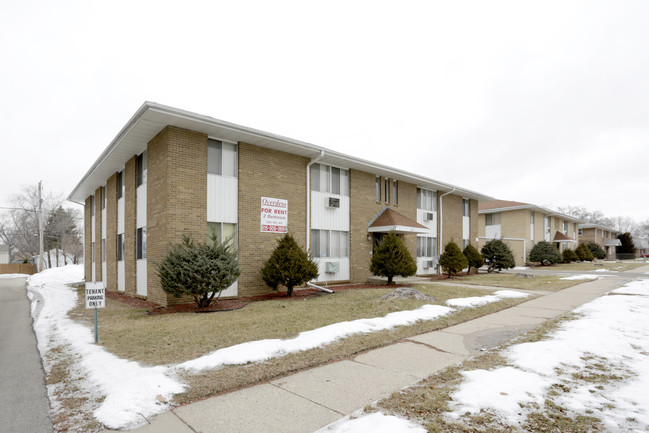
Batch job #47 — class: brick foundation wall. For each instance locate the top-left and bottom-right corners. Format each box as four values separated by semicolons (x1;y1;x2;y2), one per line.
237;142;308;297
147;126;208;306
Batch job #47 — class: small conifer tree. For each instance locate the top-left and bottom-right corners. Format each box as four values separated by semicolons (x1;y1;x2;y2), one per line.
529;241;561;265
370;233;417;284
561;248;579;263
575;243;594;262
462;244;484;274
439;241;469;277
260;234;319;296
481;239;516;273
586;242;606;260
157;235;240;308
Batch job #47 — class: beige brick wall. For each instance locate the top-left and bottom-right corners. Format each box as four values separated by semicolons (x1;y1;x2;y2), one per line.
94;186;102;281
580;228;597;244
147;126;208;306
84;196;92;281
349;171;417;282
439;193;463;249
124;156;137;297
105;173;117;292
238;142;308;297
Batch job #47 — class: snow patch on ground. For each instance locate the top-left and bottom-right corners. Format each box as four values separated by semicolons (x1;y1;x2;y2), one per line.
317;412;427;433
445;290;529;308
27;265;185;430
447;278;649;431
560;274;598;280
0;273;30;279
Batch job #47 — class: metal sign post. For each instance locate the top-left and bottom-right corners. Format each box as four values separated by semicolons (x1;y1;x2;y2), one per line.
85;283;106;343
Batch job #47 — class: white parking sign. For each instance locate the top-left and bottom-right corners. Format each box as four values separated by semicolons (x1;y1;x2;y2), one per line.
85;283;106;309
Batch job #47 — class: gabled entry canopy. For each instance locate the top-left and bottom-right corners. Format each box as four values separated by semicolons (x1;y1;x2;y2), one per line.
368;208;429;234
553;231;576;243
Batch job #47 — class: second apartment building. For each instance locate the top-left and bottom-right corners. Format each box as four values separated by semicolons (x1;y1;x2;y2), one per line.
69;102;493;306
478;200;581;266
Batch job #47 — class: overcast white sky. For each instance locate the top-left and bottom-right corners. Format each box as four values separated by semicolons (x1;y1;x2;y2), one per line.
1;0;648;221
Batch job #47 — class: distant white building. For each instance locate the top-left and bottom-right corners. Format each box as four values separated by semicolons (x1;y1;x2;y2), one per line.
0;245;9;264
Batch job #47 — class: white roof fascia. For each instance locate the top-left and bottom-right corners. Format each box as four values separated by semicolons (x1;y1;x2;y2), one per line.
69;102;494;203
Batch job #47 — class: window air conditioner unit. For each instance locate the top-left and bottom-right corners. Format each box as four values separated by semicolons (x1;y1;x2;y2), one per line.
326;197;340;208
325;261;339;273
426;213;434;221
423;260;434;269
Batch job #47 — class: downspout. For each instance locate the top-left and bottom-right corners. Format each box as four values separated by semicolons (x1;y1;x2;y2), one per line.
306;151;325;253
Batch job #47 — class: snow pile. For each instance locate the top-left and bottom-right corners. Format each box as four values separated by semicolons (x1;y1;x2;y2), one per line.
610;279;649;296
0;273;30;279
318;412;426;433
447;278;649;431
594;268;615;273
178;304;453;371
560;274;598;280
27;265;185;430
445;290;529;308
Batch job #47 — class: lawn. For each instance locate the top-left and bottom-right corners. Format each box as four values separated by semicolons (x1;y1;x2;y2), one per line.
68;282;539;404
448;273;588;292
551;261;647;272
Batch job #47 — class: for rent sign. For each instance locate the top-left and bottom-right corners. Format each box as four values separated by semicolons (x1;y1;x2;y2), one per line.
261;197;288;233
85;283;106;309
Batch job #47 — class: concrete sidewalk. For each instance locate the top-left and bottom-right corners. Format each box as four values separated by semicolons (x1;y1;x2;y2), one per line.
103;270;646;433
0;276;53;433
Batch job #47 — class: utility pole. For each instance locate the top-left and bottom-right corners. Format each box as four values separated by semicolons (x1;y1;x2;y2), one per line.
38;180;44;272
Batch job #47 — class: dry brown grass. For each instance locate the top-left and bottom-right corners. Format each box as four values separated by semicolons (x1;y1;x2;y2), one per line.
454;273;586;292
69;284;517;365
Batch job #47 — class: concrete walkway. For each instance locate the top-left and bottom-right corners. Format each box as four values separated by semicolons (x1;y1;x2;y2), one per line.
102;267;648;433
0;276;53;433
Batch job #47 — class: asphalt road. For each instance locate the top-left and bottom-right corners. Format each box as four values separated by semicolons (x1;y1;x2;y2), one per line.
0;276;53;433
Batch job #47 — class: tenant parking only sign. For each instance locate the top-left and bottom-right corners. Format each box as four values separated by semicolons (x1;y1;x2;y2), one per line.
85;283;106;309
260;197;288;233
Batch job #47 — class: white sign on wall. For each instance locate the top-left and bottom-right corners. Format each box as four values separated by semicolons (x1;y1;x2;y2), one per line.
85;283;106;309
261;197;288;233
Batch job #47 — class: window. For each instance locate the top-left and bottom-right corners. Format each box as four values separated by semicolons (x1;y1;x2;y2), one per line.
91;196;95;216
136;151;147;187
310;164;349;195
117;171;124;199
563;221;568;234
485;213;496;226
417;188;436;211
101;239;106;262
393;180;398;205
101;186;106;209
376;177;381;201
311;230;349;258
417;236;437;257
136;227;146;259
531;211;534;225
462;199;469;217
117;234;124;261
207;222;237;246
463;240;469;250
384;178;390;203
578;228;583;236
208;139;238;177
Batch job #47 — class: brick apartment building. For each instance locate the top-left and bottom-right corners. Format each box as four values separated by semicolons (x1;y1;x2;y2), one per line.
577;224;620;259
478;200;581;266
69;102;493;306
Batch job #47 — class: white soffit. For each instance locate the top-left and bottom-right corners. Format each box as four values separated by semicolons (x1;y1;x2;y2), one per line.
69;102;494;203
